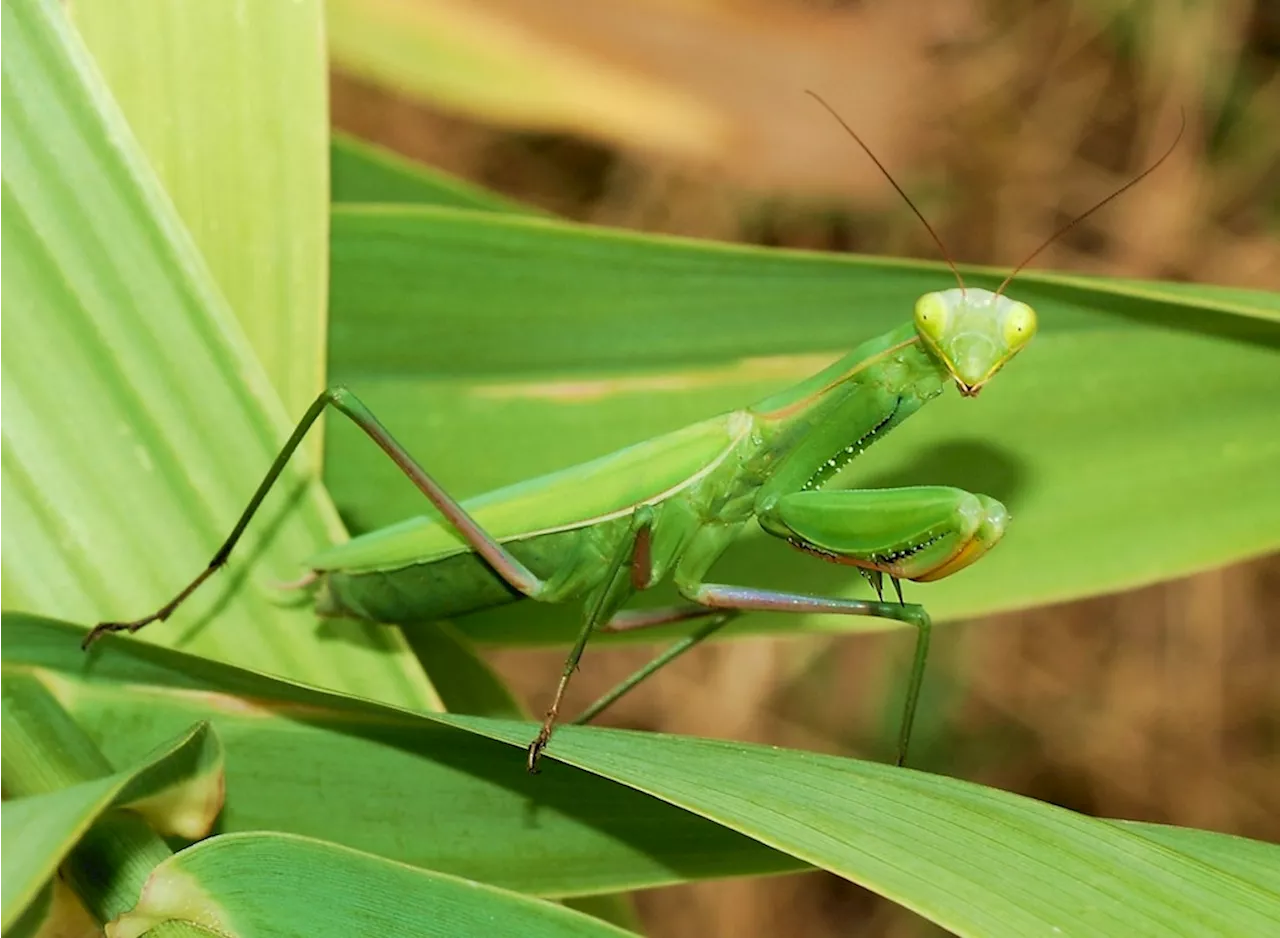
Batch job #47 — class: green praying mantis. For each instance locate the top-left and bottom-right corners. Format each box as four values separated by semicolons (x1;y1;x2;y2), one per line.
85;96;1179;773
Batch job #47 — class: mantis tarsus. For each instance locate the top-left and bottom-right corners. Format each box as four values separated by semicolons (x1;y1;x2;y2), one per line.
85;98;1180;773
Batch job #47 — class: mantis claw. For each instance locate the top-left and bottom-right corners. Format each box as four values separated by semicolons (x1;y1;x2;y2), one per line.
528;698;564;775
81;623;116;649
81;616;158;650
526;733;550;774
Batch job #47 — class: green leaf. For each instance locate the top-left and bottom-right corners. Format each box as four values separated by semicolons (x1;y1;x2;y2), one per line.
11;614;1277;937
443;714;1280;938
110;833;635;938
70;0;330;426
325;205;1280;642
4;614;802;897
3;669;202;925
0;0;435;706
0;720;222;933
332;132;536;214
1117;821;1280;896
0;675;222;839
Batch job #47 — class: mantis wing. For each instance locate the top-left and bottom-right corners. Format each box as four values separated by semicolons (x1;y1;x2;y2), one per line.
309;412;747;573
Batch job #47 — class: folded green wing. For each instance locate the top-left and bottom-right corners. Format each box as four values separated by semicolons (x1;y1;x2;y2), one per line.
309;413;743;573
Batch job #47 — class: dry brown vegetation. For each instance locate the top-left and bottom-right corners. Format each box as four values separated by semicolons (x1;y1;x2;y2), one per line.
332;2;1278;934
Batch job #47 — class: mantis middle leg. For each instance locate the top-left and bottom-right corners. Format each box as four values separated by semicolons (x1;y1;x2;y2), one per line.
684;583;931;767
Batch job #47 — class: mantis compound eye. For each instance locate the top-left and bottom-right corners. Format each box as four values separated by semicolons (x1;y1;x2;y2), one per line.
913;292;949;341
1002;302;1037;350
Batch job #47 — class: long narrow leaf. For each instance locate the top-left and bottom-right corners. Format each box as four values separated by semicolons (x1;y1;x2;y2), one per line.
4;615;802;897
1;720;222;932
0;0;436;706
111;833;634;938
1117;822;1280;896
10;614;1277;937
325;205;1280;642
444;714;1280;938
70;0;330;426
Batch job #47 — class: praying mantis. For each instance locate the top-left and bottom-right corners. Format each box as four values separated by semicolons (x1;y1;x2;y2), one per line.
85;97;1179;773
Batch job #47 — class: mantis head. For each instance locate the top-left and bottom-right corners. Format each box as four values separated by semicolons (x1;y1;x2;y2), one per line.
802;94;1178;399
913;288;1036;397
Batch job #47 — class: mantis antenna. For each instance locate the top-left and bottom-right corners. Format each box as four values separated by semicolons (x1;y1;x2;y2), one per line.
995;109;1187;297
806;89;966;294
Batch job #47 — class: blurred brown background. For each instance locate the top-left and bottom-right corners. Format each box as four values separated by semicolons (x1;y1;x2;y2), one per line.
331;1;1279;935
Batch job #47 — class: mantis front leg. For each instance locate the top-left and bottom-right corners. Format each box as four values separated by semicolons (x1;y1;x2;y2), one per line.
709;482;1010;765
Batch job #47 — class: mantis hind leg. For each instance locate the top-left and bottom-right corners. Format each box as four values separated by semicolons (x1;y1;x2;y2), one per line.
84;386;551;648
685;583;932;767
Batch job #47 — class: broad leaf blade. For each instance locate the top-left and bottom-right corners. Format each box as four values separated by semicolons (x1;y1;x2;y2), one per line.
4;615;802;897
325;206;1280;642
111;833;634;938
445;714;1280;938
1117;822;1280;896
0;720;222;933
0;0;435;707
10;613;1277;937
70;0;330;427
404;622;528;719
